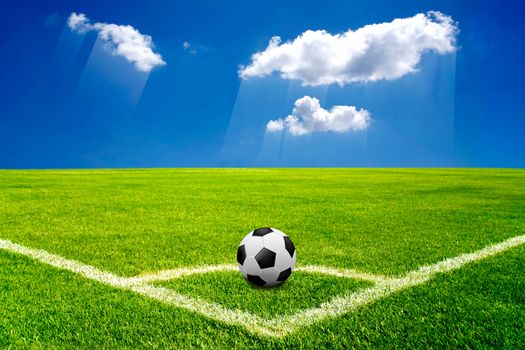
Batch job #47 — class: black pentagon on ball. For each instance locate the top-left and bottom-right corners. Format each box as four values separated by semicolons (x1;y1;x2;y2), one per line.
255;247;276;269
237;245;247;265
252;227;273;236
277;267;292;282
247;274;266;287
283;236;295;257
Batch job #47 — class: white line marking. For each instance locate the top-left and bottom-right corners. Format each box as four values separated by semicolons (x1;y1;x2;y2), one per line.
1;235;524;337
271;234;525;335
0;239;274;336
0;239;132;288
131;264;239;283
129;285;277;336
297;265;391;284
130;264;389;284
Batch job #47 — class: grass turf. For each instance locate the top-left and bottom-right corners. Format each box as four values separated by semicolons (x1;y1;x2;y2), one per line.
1;168;524;348
156;270;372;318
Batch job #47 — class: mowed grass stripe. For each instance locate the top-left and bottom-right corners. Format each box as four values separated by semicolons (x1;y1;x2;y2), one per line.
2;234;524;337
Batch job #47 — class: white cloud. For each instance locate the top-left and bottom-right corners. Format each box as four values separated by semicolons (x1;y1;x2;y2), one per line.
67;12;91;33
67;12;165;72
266;119;285;132
267;96;371;135
182;41;197;54
182;41;207;55
240;11;458;86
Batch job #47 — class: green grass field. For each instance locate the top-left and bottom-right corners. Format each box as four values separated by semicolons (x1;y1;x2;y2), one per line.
1;168;524;348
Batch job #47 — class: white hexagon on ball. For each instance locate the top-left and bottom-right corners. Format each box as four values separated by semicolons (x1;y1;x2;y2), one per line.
236;227;296;287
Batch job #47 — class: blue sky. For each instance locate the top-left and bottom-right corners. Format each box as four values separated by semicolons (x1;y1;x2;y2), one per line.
0;0;524;168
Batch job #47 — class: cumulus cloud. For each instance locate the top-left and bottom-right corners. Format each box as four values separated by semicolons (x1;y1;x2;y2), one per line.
67;12;91;33
240;11;458;86
267;96;371;135
67;12;165;72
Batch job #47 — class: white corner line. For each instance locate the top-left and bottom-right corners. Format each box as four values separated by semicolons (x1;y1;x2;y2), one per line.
296;265;391;284
271;234;525;335
0;238;275;336
130;264;239;284
1;234;524;338
129;264;388;284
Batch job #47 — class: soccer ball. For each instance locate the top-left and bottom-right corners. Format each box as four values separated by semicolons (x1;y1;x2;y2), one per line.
236;227;296;287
